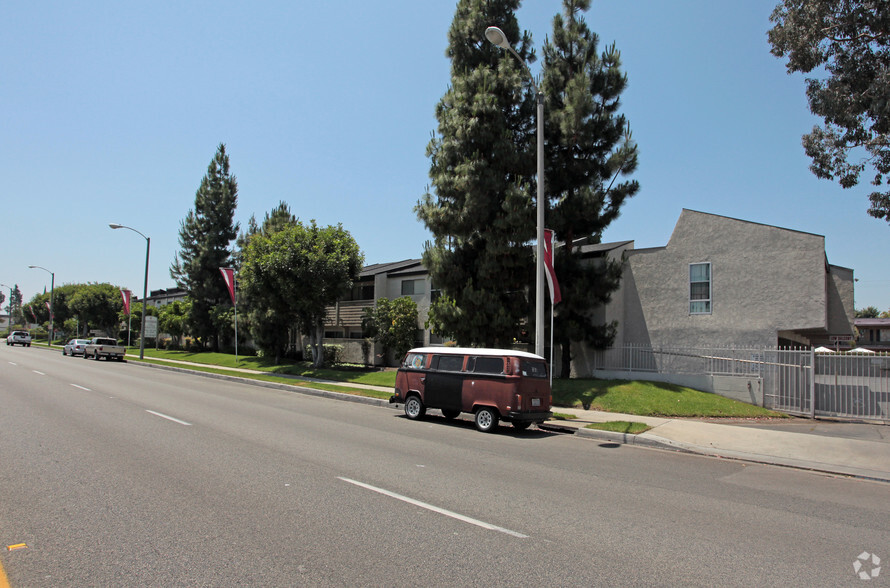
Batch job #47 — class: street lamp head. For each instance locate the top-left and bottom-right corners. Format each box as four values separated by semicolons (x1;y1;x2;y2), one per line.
485;26;511;50
109;223;123;229
28;265;37;269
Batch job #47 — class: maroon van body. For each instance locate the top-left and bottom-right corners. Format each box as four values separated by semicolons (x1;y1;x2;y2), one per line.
389;347;552;432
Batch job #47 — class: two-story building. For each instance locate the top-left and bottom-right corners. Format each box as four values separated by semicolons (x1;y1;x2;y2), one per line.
323;259;437;365
340;210;857;374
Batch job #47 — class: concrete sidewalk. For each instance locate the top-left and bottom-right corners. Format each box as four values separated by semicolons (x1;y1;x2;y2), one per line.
545;406;890;483
129;353;890;483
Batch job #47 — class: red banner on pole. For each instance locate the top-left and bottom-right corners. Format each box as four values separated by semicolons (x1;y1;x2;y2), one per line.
28;305;37;322
543;229;561;305
219;267;236;305
120;289;131;315
45;300;53;320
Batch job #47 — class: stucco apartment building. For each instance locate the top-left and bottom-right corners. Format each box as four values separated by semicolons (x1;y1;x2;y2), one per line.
571;210;855;375
327;209;857;370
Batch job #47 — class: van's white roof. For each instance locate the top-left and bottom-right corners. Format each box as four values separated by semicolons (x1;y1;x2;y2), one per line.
407;347;545;360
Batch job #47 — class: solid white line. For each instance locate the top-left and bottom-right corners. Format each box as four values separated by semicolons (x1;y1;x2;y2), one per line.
338;477;528;539
145;410;192;426
8;362;17;366
70;384;91;391
32;370;45;376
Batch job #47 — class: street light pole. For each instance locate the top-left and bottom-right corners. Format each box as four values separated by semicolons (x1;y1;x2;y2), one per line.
27;265;54;346
485;26;546;358
109;224;150;360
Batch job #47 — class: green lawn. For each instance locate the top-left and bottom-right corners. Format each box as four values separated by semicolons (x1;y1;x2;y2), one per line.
136;349;397;387
552;378;783;418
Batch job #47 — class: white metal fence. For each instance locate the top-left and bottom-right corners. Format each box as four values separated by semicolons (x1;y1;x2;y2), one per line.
589;345;890;421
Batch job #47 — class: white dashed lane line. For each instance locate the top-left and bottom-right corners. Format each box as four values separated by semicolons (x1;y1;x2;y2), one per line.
145;410;192;426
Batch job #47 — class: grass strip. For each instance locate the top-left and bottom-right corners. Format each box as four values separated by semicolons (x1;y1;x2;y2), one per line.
584;421;652;435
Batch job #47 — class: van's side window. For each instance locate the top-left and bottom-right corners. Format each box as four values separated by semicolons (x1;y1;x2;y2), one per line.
435;355;464;372
404;353;426;370
520;360;548;378
472;356;504;375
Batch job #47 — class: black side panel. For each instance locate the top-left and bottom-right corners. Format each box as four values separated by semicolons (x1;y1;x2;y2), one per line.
424;372;463;411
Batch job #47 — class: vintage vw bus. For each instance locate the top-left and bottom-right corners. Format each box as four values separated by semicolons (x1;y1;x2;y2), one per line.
390;347;552;433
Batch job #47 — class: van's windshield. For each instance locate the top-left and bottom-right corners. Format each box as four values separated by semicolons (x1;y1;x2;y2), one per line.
403;353;426;369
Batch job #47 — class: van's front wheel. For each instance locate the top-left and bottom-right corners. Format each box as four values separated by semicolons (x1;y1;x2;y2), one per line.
474;407;499;433
404;396;426;420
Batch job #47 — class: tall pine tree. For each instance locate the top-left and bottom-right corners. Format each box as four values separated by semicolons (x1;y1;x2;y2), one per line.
542;0;639;376
416;0;537;347
171;143;240;351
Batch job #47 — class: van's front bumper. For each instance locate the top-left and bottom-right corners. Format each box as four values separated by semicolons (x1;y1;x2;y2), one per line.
506;411;552;423
389;388;403;404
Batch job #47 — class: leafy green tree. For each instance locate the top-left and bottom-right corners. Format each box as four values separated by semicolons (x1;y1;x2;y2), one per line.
362;296;419;364
416;0;536;348
69;283;124;338
157;300;190;348
241;218;363;366
170;143;239;350
768;0;890;221
542;0;639;376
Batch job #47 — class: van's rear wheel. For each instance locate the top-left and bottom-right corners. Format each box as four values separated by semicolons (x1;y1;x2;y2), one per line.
474;407;498;433
404;396;426;420
441;409;460;420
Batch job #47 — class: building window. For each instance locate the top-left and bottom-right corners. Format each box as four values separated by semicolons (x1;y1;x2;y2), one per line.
401;279;426;296
689;263;711;314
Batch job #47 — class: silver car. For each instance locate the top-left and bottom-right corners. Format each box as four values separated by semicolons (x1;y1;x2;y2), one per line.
63;338;91;356
6;331;31;346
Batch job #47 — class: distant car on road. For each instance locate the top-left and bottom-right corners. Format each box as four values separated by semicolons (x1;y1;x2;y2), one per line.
63;338;91;356
6;331;31;347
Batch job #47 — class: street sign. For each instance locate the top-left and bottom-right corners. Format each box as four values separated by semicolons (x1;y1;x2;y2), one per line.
144;315;158;338
829;335;853;342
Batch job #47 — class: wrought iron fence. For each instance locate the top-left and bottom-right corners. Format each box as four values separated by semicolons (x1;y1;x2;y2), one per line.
589;344;890;421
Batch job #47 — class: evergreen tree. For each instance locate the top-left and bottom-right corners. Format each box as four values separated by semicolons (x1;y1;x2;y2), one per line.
542;0;639;377
170;143;239;350
416;0;537;347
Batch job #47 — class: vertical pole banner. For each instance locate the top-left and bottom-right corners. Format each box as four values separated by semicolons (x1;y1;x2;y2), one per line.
219;267;238;364
121;289;132;347
543;229;561;305
219;268;236;305
120;289;131;315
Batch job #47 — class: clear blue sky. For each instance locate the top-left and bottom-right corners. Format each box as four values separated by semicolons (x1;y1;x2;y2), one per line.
3;1;888;313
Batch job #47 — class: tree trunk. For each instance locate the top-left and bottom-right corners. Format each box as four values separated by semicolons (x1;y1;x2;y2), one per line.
313;322;325;368
559;337;572;380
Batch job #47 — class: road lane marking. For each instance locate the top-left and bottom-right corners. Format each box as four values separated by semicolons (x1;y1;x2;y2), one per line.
70;384;91;391
7;362;16;366
338;477;528;539
32;370;45;376
145;410;192;426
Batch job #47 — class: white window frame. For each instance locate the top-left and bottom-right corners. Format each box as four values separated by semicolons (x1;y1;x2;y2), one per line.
689;262;712;315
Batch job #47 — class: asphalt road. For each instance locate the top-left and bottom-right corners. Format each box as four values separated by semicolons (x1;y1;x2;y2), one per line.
1;345;888;587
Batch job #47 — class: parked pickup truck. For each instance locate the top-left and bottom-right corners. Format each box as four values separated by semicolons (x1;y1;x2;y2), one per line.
83;337;126;361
